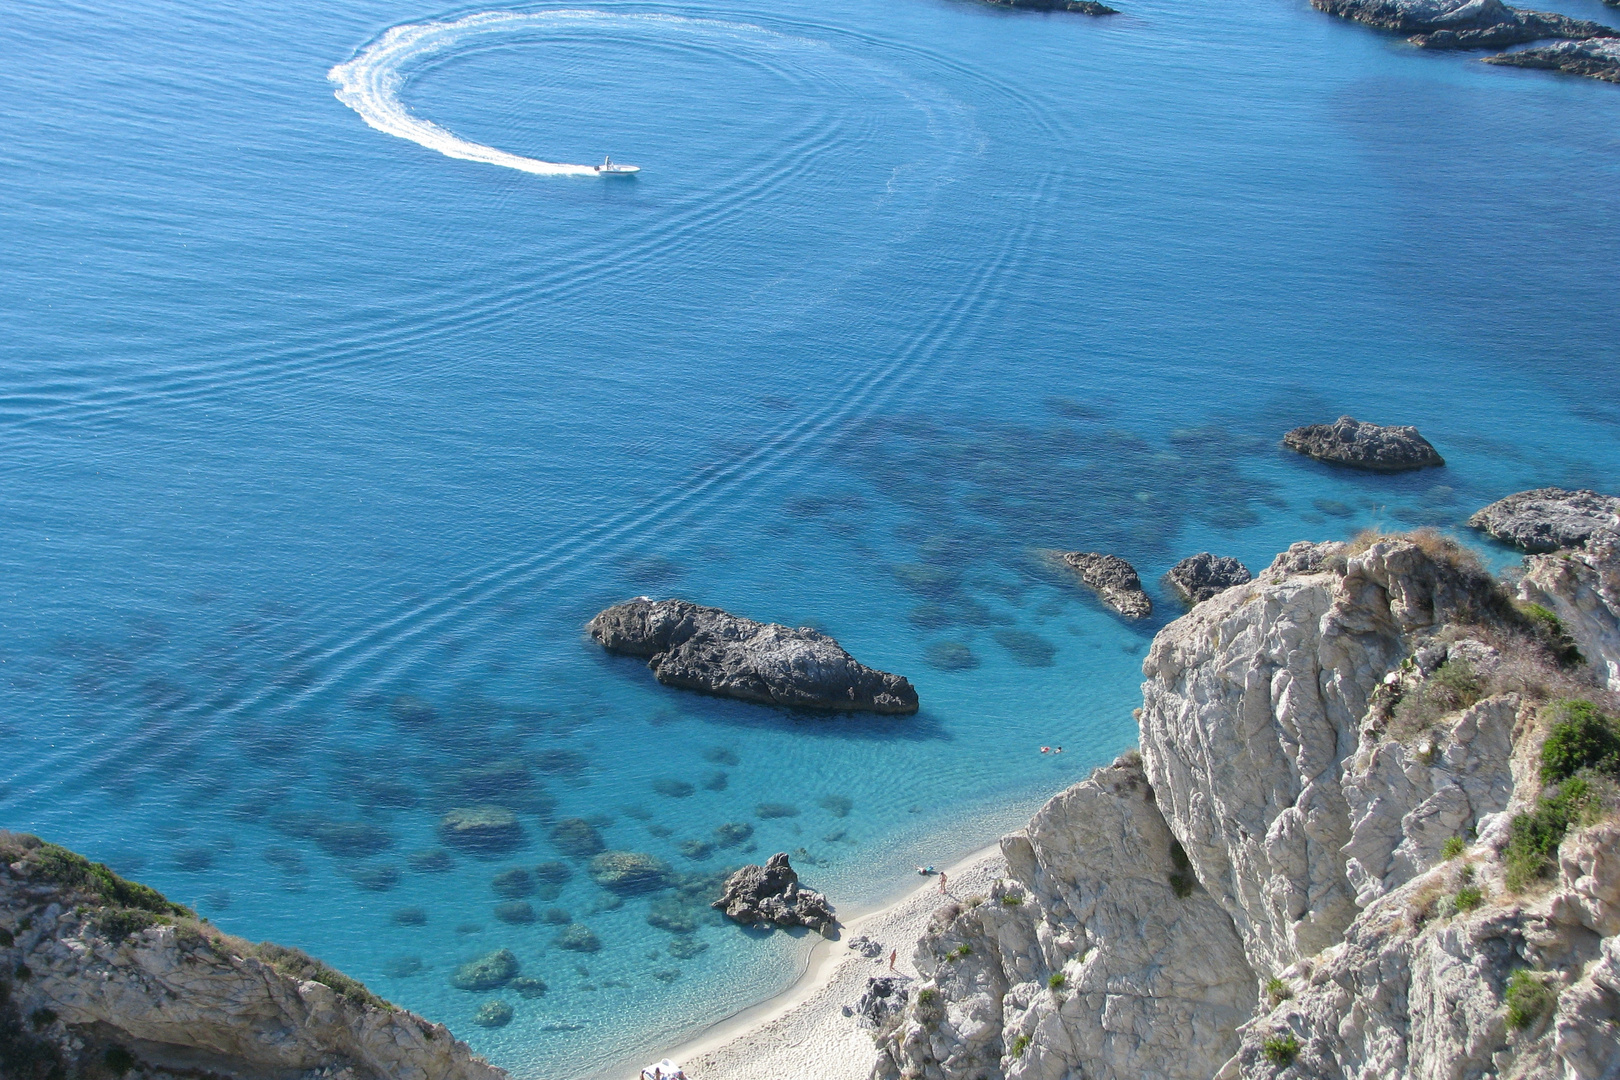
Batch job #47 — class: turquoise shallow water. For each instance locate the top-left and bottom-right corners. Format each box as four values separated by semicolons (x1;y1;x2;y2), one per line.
3;0;1619;1074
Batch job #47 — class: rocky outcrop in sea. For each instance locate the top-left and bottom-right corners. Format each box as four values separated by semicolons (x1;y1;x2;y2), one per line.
0;833;505;1080
979;0;1119;12
1312;0;1616;48
872;526;1620;1080
1469;486;1620;552
1058;552;1152;618
1282;414;1444;471
588;597;919;714
1485;35;1620;79
1164;552;1251;605
712;852;837;934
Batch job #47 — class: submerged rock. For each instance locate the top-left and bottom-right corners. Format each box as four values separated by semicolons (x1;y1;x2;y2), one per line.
1059;552;1152;618
472;1000;513;1029
712;852;837;934
1485;35;1620;80
553;924;602;953
714;822;754;848
493;901;535;925
438;807;524;856
587;597;918;714
549;817;605;858
449;948;519;992
1467;487;1620;552
491;868;533;899
1313;0;1615;48
588;850;674;893
1282;415;1444;471
509;976;548;999
1164;552;1252;605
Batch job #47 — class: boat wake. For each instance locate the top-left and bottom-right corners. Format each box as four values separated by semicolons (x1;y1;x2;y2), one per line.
330;10;787;177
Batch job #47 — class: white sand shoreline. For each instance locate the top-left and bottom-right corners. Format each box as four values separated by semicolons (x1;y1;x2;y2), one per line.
655;842;1008;1080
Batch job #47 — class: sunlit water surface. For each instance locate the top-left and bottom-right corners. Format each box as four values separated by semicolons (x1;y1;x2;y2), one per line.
3;0;1618;1073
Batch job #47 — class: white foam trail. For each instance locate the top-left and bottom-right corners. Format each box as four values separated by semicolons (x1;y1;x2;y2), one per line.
331;10;795;178
330;11;611;176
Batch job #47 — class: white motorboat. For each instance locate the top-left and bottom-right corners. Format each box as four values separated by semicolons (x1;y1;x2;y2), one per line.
594;154;640;176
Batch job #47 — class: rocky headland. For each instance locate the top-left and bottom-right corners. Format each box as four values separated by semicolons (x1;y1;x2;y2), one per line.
871;517;1620;1080
1312;0;1615;48
1470;486;1620;552
1058;552;1152;619
1282;415;1445;471
588;597;919;714
1485;35;1620;78
0;832;505;1080
713;852;838;934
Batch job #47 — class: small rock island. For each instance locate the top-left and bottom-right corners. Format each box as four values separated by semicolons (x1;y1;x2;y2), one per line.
713;852;837;934
1059;552;1152;618
1165;552;1252;605
588;597;919;714
1283;415;1444;471
1313;0;1614;49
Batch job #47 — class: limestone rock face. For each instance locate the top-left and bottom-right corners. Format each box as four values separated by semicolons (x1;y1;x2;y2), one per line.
1485;35;1620;80
0;851;505;1080
712;852;837;934
1139;538;1507;972
1519;528;1620;691
1468;487;1620;553
1311;0;1616;49
1341;691;1519;906
1059;552;1152;618
873;755;1254;1080
1282;415;1444;471
1166;553;1253;606
588;597;918;714
873;533;1620;1080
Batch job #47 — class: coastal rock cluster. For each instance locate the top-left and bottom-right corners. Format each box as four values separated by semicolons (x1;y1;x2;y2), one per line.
979;0;1119;12
872;511;1620;1080
712;852;837;934
1282;415;1445;471
1484;35;1620;79
589;597;919;714
1312;0;1615;48
0;833;506;1080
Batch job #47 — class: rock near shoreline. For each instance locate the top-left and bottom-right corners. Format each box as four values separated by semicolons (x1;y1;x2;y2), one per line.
588;597;918;714
712;852;837;934
1283;414;1444;471
1468;486;1620;552
1485;35;1620;79
1164;552;1251;605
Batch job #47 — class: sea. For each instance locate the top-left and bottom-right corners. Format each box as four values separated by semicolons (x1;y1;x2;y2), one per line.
2;0;1618;1074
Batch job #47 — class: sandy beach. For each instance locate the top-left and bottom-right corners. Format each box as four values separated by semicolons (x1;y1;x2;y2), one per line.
659;843;1009;1080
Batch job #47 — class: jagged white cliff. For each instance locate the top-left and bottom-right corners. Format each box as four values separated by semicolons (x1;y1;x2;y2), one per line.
875;528;1620;1080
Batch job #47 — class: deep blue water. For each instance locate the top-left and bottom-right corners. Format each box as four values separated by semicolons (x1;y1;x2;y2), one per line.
3;0;1618;1073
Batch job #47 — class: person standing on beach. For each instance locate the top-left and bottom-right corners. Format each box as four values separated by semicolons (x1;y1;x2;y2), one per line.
938;871;947;893
889;949;897;972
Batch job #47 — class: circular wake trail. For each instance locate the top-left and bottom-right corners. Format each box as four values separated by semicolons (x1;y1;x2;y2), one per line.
330;10;629;177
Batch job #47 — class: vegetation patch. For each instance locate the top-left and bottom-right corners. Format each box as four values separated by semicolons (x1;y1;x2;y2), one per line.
1265;976;1292;1004
999;892;1024;907
1441;836;1466;861
1506;776;1604;890
24;841;189;918
1517;603;1584;667
1048;972;1066;990
1010;1033;1030;1057
250;942;390;1009
1169;840;1197;898
1392;659;1482;739
1505;969;1557;1030
1261;1032;1300;1066
1540;700;1620;785
1453;885;1484;912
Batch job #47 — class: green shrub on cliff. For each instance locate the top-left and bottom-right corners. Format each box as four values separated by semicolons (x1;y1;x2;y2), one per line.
1505;777;1602;890
249;942;390;1010
1261;1032;1300;1066
1540;700;1620;785
25;842;188;918
1505;969;1556;1030
1517;603;1584;667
